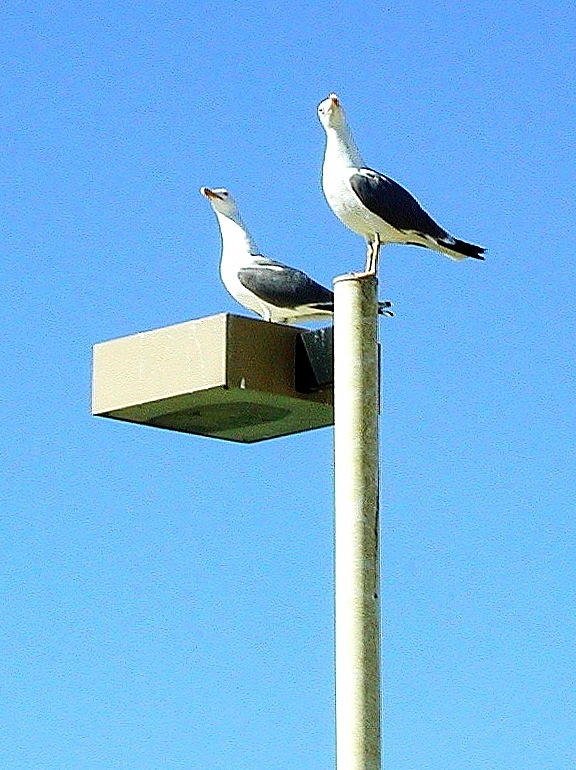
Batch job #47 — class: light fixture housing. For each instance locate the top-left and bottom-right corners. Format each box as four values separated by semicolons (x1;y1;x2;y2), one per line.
92;314;333;443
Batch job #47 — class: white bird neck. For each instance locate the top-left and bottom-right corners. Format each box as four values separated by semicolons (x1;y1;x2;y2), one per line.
323;120;364;169
215;211;260;261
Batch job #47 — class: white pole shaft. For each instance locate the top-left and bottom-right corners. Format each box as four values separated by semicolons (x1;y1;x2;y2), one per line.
333;274;381;770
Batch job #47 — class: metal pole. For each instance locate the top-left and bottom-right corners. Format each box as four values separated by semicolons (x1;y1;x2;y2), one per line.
333;273;381;770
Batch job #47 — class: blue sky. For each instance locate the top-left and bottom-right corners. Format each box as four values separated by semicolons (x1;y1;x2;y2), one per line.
1;0;575;767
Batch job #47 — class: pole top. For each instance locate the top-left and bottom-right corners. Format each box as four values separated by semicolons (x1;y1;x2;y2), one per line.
333;272;378;286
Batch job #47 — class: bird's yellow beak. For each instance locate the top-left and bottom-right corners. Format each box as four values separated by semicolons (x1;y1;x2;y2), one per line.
200;186;217;199
329;93;340;107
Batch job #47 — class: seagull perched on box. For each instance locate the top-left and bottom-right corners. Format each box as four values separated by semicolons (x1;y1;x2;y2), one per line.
317;93;485;275
201;187;393;323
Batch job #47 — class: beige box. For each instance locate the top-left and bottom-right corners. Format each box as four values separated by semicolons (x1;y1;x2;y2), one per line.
92;314;334;443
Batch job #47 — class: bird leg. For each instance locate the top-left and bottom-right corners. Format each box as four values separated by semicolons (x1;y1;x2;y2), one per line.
260;305;273;322
365;234;381;275
353;235;381;278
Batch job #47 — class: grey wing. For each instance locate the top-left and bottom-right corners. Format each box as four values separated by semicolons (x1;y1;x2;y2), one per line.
350;168;449;240
238;261;334;309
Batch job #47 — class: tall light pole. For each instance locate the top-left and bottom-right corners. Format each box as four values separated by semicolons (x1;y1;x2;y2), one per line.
333;273;381;770
93;275;383;768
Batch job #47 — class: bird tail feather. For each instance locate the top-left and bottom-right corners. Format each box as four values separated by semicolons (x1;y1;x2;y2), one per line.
444;238;485;260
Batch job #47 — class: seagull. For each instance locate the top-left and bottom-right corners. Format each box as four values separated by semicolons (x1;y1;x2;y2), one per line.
201;187;393;323
317;93;485;275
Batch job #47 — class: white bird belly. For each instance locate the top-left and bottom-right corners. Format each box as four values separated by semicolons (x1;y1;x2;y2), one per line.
220;258;269;318
322;171;404;244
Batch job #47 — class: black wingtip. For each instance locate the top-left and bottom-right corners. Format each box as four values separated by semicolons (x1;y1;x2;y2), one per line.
451;239;486;259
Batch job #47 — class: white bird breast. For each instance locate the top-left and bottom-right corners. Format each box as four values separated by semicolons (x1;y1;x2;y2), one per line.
220;258;265;315
323;171;404;244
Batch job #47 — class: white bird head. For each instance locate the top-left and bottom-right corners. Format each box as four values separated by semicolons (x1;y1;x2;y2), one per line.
200;187;240;219
317;93;345;129
200;186;260;254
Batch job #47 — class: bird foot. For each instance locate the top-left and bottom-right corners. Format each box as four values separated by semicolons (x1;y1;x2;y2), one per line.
378;301;394;318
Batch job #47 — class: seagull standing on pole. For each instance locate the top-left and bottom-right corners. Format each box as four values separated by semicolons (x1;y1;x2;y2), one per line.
201;187;392;324
317;93;485;275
